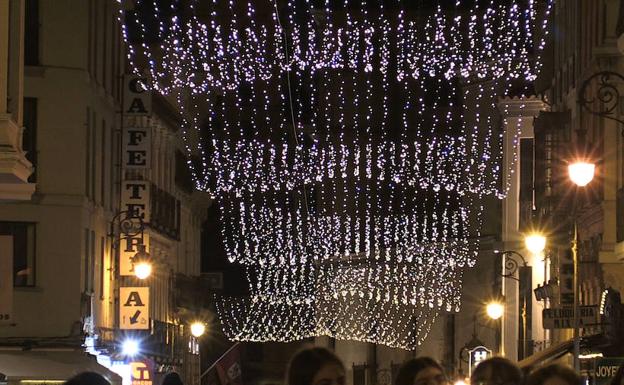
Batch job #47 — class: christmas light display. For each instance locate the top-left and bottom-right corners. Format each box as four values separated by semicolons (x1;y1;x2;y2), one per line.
119;0;553;349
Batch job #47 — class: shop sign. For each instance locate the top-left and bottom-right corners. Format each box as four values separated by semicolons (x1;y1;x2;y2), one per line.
468;346;492;376
124;75;151;116
595;357;624;385
121;180;150;223
542;306;598;329
120;232;149;277
120;287;150;330
130;361;153;385
0;236;12;325
123;126;151;170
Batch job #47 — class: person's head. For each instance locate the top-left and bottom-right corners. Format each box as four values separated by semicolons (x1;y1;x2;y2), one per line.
162;372;184;385
395;357;446;385
64;372;110;385
286;346;345;385
470;357;523;385
611;365;624;385
526;364;581;385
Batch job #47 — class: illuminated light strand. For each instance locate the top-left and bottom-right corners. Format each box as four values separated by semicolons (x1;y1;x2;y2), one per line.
120;0;554;349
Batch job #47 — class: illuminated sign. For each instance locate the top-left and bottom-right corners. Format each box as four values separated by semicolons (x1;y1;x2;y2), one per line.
130;361;153;385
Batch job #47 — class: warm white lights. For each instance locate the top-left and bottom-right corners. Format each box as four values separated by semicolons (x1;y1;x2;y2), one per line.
568;161;595;187
486;302;504;320
122;339;140;356
525;233;546;255
134;262;152;280
119;0;554;349
190;322;206;338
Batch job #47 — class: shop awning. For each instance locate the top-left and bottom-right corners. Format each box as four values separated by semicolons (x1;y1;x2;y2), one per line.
0;349;122;385
518;339;574;370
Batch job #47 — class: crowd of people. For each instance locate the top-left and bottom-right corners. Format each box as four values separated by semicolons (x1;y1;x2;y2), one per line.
62;346;624;385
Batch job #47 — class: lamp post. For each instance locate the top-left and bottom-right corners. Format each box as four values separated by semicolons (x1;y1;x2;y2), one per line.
109;210;153;279
494;233;545;360
567;161;595;371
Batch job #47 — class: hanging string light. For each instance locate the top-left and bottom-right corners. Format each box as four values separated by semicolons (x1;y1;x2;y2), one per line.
118;0;553;349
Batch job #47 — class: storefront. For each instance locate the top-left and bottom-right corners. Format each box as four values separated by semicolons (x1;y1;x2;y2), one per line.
0;349;122;385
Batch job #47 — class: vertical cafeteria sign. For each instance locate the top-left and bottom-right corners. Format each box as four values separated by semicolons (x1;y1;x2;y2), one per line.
121;75;152;276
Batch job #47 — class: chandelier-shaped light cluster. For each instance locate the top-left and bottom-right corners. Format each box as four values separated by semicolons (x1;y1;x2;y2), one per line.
119;0;553;349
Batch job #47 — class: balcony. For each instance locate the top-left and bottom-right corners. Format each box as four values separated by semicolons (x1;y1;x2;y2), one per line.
149;183;180;239
0;115;34;200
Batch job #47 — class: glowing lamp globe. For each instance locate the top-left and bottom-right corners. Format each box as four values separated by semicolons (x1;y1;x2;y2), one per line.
132;244;152;279
568;162;595;187
190;322;206;337
525;234;546;255
122;339;140;356
134;262;152;280
486;302;504;320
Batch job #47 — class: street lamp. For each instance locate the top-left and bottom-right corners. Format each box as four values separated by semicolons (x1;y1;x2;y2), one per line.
190;321;206;338
493;246;535;359
568;161;594;372
525;234;547;255
568;161;596;187
486;301;504;320
132;244;152;280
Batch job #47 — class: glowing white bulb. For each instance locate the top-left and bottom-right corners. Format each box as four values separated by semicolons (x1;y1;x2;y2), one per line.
525;233;546;255
134;262;152;280
568;161;595;187
486;302;504;320
122;339;140;356
190;322;206;337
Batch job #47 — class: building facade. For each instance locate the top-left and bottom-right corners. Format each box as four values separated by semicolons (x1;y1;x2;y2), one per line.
0;1;209;384
0;0;34;201
498;0;624;375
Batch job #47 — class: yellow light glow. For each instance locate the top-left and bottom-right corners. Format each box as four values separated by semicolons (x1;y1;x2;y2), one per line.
568;161;595;187
134;262;152;279
486;302;504;320
190;322;206;337
525;233;546;255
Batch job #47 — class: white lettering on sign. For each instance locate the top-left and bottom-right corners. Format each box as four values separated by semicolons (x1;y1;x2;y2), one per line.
124;75;151;116
120;287;150;330
468;346;492;376
596;366;621;377
0;236;13;325
123;127;151;170
542;306;599;329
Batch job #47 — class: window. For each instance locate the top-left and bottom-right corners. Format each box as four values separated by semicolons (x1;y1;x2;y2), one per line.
23;98;37;182
0;222;36;287
84;229;95;293
100;236;105;300
86;107;91;198
24;0;39;65
101;119;107;207
353;365;366;385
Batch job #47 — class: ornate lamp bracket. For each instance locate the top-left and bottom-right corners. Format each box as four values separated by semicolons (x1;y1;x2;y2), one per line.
579;71;624;134
497;250;528;281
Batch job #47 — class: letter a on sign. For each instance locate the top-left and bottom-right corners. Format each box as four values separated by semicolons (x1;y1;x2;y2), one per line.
120;287;149;330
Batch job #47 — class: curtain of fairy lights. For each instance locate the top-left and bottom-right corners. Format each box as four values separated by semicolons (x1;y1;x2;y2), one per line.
118;0;553;349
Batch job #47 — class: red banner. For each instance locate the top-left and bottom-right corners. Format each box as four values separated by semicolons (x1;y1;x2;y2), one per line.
215;344;243;385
